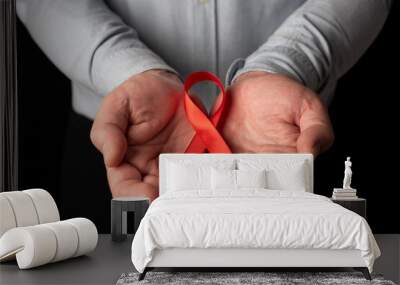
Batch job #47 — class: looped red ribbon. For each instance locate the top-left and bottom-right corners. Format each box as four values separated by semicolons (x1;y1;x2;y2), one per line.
184;72;231;153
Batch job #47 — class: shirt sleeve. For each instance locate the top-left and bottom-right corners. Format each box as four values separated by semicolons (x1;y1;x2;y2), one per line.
227;0;392;103
16;0;177;95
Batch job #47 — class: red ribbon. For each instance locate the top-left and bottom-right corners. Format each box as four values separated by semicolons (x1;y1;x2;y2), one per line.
184;72;231;153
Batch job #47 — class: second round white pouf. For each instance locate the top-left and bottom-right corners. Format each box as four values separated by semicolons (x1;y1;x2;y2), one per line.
23;189;60;224
0;195;17;237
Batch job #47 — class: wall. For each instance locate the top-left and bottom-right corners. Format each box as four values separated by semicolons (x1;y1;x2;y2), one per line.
17;3;400;233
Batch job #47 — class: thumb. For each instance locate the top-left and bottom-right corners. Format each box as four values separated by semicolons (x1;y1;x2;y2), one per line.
90;95;128;167
297;124;334;157
296;93;334;157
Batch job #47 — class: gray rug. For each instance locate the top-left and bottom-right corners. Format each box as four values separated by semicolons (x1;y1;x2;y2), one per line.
117;272;396;285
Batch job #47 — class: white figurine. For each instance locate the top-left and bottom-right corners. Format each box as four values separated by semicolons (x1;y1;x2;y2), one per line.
343;157;353;189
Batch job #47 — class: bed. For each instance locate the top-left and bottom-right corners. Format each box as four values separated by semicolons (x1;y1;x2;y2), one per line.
131;154;380;280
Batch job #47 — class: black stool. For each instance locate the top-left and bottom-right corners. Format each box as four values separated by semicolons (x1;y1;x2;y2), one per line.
111;197;149;242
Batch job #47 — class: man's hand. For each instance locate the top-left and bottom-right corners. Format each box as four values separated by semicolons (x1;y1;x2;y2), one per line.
90;70;194;201
220;71;334;156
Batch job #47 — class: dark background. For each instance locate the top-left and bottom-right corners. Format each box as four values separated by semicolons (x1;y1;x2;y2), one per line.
17;2;399;234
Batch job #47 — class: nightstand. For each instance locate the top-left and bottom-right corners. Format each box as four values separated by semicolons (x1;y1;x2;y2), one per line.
331;198;366;219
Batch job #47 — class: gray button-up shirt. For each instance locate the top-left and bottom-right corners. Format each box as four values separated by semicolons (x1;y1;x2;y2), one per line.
17;0;391;119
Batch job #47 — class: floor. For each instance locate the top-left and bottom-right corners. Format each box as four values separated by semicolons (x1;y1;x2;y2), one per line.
0;235;134;285
0;234;398;285
374;235;400;284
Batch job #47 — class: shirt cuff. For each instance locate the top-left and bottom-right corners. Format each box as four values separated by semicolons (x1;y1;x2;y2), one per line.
227;46;321;91
91;48;178;95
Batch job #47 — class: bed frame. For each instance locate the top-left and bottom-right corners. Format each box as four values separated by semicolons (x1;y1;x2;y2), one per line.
139;154;371;280
140;248;370;280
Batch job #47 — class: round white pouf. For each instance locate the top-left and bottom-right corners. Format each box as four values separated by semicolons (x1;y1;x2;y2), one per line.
0;195;17;237
42;221;79;262
65;218;98;257
0;225;57;269
0;191;39;227
23;189;60;224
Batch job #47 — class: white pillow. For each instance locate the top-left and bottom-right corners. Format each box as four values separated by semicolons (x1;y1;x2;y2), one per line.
211;169;267;190
167;160;236;191
167;163;210;191
236;169;267;188
238;159;307;191
211;168;236;190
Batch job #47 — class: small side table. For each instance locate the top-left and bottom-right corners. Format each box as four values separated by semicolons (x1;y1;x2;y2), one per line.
331;198;366;219
111;197;149;242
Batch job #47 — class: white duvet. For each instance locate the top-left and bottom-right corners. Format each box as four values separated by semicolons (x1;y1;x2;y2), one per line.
131;190;380;273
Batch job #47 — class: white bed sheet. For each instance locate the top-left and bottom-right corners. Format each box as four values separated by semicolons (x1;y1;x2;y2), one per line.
131;190;380;273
